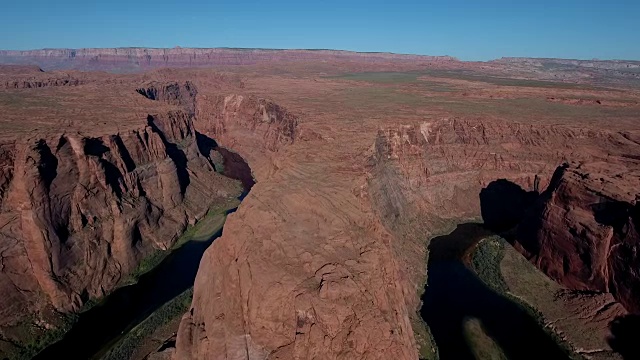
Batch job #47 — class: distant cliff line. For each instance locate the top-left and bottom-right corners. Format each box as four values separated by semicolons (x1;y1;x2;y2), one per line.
0;47;457;61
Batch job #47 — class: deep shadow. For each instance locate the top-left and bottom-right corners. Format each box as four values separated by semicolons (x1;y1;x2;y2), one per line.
147;115;190;195
479;179;539;233
195;131;255;191
99;159;125;198
35;146;254;360
112;135;136;172
83;138;110;157
195;131;218;160
216;147;255;191
420;223;572;360
35;139;58;190
33;228;222;360
608;314;640;360
83;137;126;198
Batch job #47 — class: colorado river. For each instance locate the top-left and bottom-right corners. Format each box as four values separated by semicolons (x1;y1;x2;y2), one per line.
420;223;572;360
34;147;253;360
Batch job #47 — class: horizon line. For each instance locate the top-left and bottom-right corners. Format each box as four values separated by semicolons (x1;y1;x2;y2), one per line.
1;46;639;63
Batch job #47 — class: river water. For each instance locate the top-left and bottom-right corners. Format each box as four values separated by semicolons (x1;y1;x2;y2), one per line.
420;223;572;360
35;147;253;360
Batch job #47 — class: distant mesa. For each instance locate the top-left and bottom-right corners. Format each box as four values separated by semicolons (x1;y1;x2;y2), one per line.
0;47;459;72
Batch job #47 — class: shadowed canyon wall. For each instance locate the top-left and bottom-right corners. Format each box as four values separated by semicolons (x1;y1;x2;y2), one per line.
174;86;422;359
516;161;640;314
0;82;247;354
367;118;640;353
172;103;640;359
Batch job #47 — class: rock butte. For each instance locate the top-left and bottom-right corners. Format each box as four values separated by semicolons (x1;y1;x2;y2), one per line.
0;49;638;360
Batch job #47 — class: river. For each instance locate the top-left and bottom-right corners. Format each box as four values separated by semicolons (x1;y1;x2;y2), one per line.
420;223;572;360
34;147;253;360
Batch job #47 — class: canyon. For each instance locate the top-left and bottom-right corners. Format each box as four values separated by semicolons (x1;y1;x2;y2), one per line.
0;49;638;360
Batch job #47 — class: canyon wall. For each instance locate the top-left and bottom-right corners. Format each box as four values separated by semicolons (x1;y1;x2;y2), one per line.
516;161;640;314
174;110;640;359
367;118;640;332
0;84;243;353
174;90;421;359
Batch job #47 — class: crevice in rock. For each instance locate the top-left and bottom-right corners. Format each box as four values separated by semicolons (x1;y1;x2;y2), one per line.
147;115;190;195
112;135;136;172
35;140;58;190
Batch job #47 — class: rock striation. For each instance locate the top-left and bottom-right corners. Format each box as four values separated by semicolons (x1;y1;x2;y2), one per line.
0;65;84;89
366;118;640;354
516;161;640;314
0;84;243;352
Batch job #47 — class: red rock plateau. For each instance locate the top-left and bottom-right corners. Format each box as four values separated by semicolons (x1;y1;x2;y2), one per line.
0;49;639;360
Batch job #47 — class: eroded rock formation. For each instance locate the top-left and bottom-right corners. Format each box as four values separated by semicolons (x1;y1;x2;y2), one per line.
172;110;640;359
0;65;84;89
516;161;640;314
0;89;243;353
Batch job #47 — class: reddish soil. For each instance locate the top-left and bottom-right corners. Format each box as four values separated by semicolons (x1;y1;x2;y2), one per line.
0;51;639;359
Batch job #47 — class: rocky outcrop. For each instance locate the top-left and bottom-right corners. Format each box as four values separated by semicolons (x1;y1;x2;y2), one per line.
0;107;242;348
1;75;84;89
0;64;84;88
195;94;298;153
366;118;640;352
0;65;44;75
175;90;425;360
516;161;640;314
0;48;458;72
137;82;198;112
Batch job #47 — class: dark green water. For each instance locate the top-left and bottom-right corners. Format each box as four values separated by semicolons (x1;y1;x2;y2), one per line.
34;146;253;360
420;223;572;360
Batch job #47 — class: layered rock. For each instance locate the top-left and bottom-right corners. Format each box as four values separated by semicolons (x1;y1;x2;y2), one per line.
516;161;640;314
0;107;241;348
137;81;198;112
175;89;425;359
0;48;457;72
0;64;84;88
367;118;640;346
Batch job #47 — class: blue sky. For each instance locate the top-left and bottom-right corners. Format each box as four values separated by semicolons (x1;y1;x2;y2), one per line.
1;0;638;61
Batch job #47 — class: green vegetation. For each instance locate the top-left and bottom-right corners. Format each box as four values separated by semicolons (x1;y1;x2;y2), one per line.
424;96;640;126
471;237;508;293
339;87;427;109
470;236;583;360
331;72;453;91
415;318;439;360
121;197;240;286
10;312;78;360
210;150;226;175
0;91;65;109
421;69;619;91
100;288;193;360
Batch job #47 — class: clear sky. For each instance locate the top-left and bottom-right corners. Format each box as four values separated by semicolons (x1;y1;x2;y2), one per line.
1;0;638;61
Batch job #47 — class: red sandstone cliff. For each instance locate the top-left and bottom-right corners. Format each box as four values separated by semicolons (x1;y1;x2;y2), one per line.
174;89;422;359
516;161;640;314
0;83;246;353
366;119;640;354
172;112;640;359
